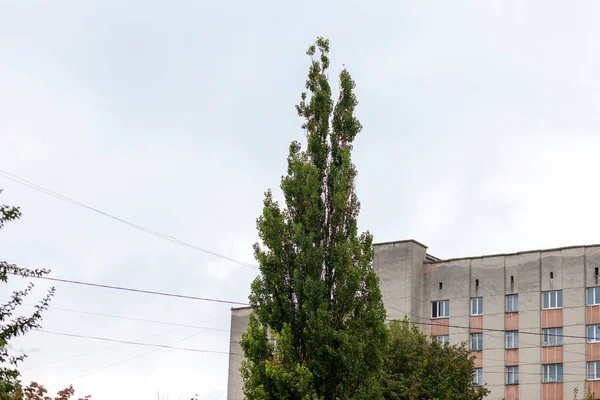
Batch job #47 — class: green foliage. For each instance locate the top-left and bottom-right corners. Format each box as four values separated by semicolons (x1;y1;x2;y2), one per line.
0;190;55;399
240;38;387;400
573;385;596;400
382;318;489;400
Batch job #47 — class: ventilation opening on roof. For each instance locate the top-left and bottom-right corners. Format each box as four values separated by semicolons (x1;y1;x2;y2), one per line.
439;282;443;290
595;267;599;277
510;276;514;284
475;279;479;287
550;272;554;280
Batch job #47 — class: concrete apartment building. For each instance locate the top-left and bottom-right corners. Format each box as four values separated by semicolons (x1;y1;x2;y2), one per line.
227;239;600;400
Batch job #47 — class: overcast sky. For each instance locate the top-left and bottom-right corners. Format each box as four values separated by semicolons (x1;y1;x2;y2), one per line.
1;1;600;399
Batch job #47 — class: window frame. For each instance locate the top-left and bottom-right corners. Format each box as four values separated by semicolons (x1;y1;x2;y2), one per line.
471;332;483;352
473;368;483;387
542;363;563;383
506;366;519;385
588;287;600;306
589;361;600;381
506;331;519;349
471;297;483;316
431;300;449;319
506;294;519;313
588;325;600;343
542;327;563;347
542;290;563;310
435;335;449;346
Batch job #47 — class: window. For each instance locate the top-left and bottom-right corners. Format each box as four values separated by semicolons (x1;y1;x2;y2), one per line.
542;290;563;309
543;364;563;383
589;325;600;343
506;294;518;313
473;368;483;386
506;366;519;385
588;287;600;306
436;335;449;345
543;328;563;347
471;332;483;351
471;297;483;316
432;300;449;318
588;361;600;381
506;331;519;349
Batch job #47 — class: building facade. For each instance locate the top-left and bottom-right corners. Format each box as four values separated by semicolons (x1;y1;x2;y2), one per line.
227;239;600;400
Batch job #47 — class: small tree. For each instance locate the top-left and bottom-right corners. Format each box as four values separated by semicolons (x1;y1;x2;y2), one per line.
9;382;89;400
383;319;489;400
0;190;55;399
573;385;596;400
241;38;387;399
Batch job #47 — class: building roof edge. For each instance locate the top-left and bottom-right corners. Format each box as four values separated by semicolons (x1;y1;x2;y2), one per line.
373;239;428;249
425;243;600;264
231;305;253;311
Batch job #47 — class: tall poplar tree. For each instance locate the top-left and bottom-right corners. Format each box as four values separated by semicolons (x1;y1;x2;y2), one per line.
240;37;387;400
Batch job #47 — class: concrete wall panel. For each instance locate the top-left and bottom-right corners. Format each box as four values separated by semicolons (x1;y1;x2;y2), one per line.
450;315;469;344
563;305;585;327
227;307;252;400
542;251;563;292
517;252;541;293
485;295;505;315
505;254;520;294
506;349;518;366
374;243;410;320
520;310;541;330
481;256;505;297
482;348;505;387
505;384;519;400
541;383;563;400
587;306;600;325
483;314;505;350
588;343;600;361
519;383;541;400
520;291;540;312
564;288;585;310
506;313;518;330
586;247;600;288
562;248;585;289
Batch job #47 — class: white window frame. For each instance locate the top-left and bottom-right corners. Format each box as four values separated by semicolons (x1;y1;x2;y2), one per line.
471;297;483;316
542;290;563;310
436;335;449;345
431;300;449;319
471;332;483;351
588;325;600;343
506;331;519;349
543;364;563;383
506;294;518;313
506;366;519;385
473;368;483;386
543;328;563;347
589;361;600;381
588;287;600;306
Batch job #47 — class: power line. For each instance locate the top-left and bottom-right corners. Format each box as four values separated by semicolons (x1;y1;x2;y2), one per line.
21;274;250;306
33;329;242;356
33;325;592;382
389;316;593;341
0;169;258;270
389;316;596;361
47;320;232;388
25;314;227;370
38;304;246;333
